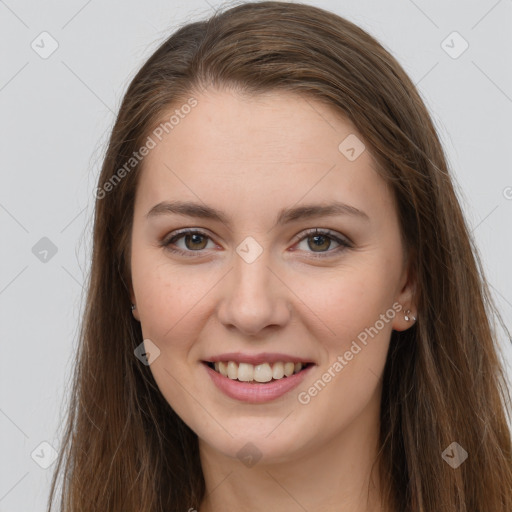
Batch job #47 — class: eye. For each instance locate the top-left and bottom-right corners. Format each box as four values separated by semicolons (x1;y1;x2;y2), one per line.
161;229;216;257
292;228;352;257
161;228;351;258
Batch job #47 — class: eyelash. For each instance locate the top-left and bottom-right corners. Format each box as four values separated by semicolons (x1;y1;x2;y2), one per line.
161;228;352;258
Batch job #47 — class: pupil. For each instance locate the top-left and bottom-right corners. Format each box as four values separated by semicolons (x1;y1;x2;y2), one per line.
186;234;206;250
310;235;329;251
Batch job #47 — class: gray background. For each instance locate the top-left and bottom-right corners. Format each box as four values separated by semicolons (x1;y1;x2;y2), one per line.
1;0;511;509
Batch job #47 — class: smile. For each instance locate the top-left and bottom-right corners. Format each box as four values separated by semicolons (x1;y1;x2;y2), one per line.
205;360;311;383
202;357;315;403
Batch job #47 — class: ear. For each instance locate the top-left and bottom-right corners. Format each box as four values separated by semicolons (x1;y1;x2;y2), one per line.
391;256;417;332
130;287;141;322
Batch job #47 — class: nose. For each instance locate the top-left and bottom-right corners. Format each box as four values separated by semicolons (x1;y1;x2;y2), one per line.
216;248;292;337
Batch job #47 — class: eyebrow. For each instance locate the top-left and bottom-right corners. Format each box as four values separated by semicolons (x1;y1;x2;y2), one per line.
146;200;369;228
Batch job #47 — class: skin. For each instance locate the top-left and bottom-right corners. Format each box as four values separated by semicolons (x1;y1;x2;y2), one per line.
129;88;416;512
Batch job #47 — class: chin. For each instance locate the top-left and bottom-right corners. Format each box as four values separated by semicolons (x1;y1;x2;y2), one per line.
196;419;312;466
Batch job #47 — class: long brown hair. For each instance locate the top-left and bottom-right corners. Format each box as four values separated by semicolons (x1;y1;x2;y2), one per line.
47;2;512;511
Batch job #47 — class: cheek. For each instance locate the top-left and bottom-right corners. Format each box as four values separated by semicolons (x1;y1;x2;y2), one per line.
131;254;212;418
294;272;395;431
301;263;398;352
131;247;184;341
131;247;223;361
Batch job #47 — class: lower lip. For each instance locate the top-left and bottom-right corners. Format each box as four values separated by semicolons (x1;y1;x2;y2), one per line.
203;362;314;403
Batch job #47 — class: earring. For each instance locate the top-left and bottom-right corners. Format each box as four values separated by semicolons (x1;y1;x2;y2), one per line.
404;309;416;322
131;304;136;311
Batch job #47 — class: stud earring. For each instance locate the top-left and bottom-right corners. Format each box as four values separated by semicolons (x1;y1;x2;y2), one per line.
404;309;416;322
131;304;136;311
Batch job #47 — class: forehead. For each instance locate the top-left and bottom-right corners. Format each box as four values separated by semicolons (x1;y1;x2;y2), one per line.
135;88;395;224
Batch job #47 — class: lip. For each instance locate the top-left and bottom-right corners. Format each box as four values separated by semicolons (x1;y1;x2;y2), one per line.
203;361;314;403
205;352;314;365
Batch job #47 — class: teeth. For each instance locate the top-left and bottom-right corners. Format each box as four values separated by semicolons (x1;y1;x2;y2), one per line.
272;362;284;379
238;363;254;382
254;363;273;383
210;360;305;382
284;362;295;377
227;361;237;380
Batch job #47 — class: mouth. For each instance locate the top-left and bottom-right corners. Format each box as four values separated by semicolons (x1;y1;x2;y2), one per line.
203;360;314;383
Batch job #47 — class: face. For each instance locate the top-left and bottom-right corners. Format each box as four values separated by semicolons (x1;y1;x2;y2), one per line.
129;88;414;464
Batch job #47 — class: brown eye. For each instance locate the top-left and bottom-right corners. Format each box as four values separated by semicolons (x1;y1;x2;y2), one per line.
307;233;332;252
162;229;214;256
181;233;208;251
293;228;352;257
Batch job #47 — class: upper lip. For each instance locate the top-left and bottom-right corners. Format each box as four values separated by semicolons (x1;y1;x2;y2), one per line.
204;352;314;365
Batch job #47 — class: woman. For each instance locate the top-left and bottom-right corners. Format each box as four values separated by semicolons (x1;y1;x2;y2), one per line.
47;2;512;511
